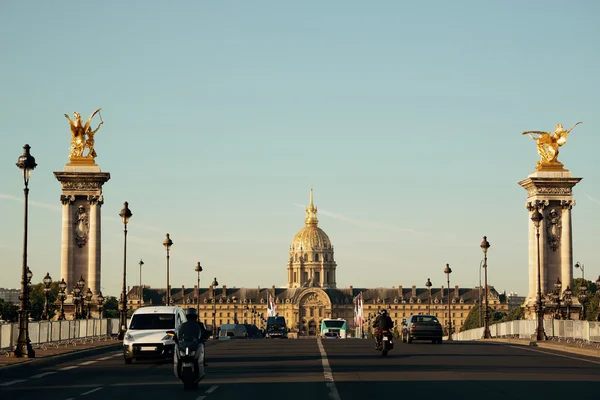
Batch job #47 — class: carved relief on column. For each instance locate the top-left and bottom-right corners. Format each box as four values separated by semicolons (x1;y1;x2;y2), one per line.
74;205;89;248
546;208;562;252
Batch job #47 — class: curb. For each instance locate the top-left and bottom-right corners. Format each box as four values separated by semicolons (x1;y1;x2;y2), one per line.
0;342;122;371
476;338;600;358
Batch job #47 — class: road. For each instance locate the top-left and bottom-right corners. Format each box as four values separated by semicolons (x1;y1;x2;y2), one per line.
1;338;600;399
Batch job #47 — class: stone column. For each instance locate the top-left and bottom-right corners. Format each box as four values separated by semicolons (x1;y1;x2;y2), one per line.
560;200;574;292
60;195;75;290
87;195;103;294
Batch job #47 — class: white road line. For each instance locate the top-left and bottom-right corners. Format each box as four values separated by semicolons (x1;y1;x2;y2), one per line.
97;356;112;361
205;386;218;394
30;372;57;379
78;360;98;366
196;396;207;400
0;379;26;387
317;338;342;400
509;345;600;365
59;365;79;371
81;387;103;395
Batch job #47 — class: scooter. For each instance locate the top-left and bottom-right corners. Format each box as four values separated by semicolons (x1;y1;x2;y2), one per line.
167;330;206;390
375;329;394;356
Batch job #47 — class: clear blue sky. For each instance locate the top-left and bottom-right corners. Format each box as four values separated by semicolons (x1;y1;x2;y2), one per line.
1;1;599;298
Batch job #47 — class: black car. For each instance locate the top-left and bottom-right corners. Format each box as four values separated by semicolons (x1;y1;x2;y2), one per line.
402;314;443;344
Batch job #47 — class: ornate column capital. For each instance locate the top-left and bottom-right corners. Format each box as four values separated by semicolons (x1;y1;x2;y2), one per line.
87;195;104;206
526;199;549;212
60;195;76;205
560;200;575;210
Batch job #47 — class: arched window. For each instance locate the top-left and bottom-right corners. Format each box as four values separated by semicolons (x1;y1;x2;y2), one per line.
314;253;319;262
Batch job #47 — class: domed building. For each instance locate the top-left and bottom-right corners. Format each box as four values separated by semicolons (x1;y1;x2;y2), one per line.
132;190;507;337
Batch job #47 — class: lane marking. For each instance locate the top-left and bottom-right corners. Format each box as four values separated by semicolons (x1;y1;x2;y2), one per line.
79;361;98;366
59;366;79;371
509;345;600;365
30;372;57;379
81;387;103;395
0;379;26;387
196;397;207;400
97;356;112;361
205;385;218;394
317;338;342;400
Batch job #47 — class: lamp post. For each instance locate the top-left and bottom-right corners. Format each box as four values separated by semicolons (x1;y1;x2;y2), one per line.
41;272;52;320
211;277;219;338
118;201;132;340
563;286;572;319
12;144;37;358
531;206;546;341
480;236;491;339
85;288;93;319
76;276;85;317
73;280;82;319
138;259;144;306
195;262;203;309
58;278;67;320
444;263;453;341
575;262;588;320
97;291;105;319
163;234;173;305
425;278;432;314
479;259;484;328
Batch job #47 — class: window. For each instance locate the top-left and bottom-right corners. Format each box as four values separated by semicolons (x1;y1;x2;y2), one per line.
294;272;297;282
314;253;319;262
315;272;320;282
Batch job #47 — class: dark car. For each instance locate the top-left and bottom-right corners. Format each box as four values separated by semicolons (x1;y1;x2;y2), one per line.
402;314;443;344
265;316;288;338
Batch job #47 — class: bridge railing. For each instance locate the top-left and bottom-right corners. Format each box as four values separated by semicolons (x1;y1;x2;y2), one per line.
0;318;119;354
454;319;600;343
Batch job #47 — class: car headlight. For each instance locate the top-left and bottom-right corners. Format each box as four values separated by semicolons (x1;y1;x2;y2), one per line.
124;332;135;342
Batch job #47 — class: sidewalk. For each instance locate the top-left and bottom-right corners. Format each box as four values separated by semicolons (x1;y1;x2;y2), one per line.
0;338;120;369
478;338;600;358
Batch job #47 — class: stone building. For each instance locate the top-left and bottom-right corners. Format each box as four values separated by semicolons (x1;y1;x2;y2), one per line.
129;190;507;336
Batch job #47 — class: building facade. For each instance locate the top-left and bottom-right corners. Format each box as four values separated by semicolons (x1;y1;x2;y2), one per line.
130;191;507;336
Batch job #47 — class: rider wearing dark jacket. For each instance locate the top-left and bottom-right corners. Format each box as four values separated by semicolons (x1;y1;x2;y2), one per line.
373;310;393;349
179;308;208;366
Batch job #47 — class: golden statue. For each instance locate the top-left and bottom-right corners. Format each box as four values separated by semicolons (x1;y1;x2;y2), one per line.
64;108;103;160
522;122;582;167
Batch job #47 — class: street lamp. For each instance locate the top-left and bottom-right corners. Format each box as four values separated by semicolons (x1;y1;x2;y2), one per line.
73;281;82;319
118;201;132;340
444;263;453;341
12;144;37;358
195;262;203;309
563;286;572;320
76;276;86;318
425;278;432;314
58;278;67;320
480;236;491;339
479;259;484;329
212;277;219;338
575;262;588;320
163;233;173;305
41;272;52;320
138;259;144;306
85;288;93;319
97;291;105;319
531;206;546;341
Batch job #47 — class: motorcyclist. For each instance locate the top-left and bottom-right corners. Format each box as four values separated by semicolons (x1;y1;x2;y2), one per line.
374;309;393;350
179;308;208;366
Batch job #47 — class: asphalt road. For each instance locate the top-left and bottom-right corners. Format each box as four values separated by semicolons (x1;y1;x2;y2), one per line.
1;338;600;400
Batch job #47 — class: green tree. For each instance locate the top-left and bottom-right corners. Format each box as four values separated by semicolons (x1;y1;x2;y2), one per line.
0;299;18;322
573;278;599;321
28;281;59;320
103;296;119;318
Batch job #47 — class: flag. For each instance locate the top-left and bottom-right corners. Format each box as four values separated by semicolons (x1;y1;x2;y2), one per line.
358;292;364;326
268;293;277;317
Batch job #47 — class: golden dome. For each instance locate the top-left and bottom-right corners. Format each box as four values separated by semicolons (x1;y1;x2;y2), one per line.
291;188;332;250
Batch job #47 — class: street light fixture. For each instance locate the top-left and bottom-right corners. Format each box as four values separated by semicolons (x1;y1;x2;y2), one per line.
12;144;37;358
163;233;173;305
531;206;546;341
212;277;219;338
425;278;432;314
41;272;52;320
58;278;67;320
118;201;132;340
85;288;93;319
138;259;144;306
195;262;203;309
575;262;588;321
97;291;105;319
480;236;491;339
444;263;453;341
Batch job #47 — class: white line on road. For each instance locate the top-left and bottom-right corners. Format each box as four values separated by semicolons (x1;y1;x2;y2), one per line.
0;379;26;387
509;345;600;365
317;338;342;400
196;396;207;400
30;372;57;379
78;360;98;366
205;386;218;394
97;356;112;361
81;387;103;395
59;365;79;371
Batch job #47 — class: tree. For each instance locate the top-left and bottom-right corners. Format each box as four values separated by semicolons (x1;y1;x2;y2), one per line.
28;282;59;320
573;278;599;321
103;296;119;318
0;299;18;322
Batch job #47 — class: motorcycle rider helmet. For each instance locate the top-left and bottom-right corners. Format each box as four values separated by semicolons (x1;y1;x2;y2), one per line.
380;309;387;316
186;307;198;321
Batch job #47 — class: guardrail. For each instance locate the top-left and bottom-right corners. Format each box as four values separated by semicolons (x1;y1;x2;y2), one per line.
0;318;120;355
454;319;600;342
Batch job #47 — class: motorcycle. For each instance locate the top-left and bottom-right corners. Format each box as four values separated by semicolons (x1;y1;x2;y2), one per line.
166;329;206;390
375;329;394;356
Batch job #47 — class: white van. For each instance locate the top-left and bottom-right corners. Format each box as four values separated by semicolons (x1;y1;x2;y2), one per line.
123;306;186;364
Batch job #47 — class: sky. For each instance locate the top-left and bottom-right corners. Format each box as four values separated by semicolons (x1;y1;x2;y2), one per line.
1;1;599;299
